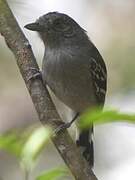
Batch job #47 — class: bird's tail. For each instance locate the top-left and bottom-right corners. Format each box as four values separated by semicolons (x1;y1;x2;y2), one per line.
76;126;94;167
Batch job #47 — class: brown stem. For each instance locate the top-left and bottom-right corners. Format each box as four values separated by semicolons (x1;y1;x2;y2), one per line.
0;0;98;179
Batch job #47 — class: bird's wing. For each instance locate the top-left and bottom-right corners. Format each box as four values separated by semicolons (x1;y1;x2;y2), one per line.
90;53;107;105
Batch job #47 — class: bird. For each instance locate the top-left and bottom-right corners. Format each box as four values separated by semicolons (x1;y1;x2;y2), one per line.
24;12;107;167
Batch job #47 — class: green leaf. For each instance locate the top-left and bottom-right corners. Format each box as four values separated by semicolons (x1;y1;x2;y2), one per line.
0;132;23;157
79;108;135;129
36;167;68;180
21;126;52;171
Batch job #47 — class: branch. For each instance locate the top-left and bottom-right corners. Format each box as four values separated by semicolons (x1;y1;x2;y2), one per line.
0;1;98;179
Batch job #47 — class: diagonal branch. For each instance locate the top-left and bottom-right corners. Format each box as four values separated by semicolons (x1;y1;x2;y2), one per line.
0;0;98;179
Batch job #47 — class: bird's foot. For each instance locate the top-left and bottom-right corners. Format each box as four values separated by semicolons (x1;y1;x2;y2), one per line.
54;113;79;134
27;67;42;82
54;122;72;134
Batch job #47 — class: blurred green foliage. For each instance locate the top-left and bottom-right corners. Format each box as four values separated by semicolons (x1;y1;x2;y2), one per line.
36;167;68;180
0;131;24;157
1;108;135;179
21;127;52;172
79;108;135;129
0;126;69;180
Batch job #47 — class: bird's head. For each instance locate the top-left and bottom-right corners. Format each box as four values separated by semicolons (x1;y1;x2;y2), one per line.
24;12;87;47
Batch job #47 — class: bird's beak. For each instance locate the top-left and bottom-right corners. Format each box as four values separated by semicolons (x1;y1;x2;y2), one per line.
24;22;43;31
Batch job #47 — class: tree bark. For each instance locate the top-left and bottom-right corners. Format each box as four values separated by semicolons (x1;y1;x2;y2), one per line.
0;0;98;179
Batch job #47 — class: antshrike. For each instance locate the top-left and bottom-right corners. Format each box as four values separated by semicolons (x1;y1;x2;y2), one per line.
25;12;107;167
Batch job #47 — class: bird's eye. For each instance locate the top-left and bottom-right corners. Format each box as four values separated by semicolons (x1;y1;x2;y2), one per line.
54;19;61;27
54;19;68;31
53;19;74;37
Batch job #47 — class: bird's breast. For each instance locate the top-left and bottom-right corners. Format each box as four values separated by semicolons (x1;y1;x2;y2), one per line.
42;50;97;112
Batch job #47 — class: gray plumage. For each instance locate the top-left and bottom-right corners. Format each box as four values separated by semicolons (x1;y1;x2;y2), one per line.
25;12;107;167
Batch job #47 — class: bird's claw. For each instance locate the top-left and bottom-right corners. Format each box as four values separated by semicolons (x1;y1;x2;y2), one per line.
27;68;42;82
54;122;71;134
